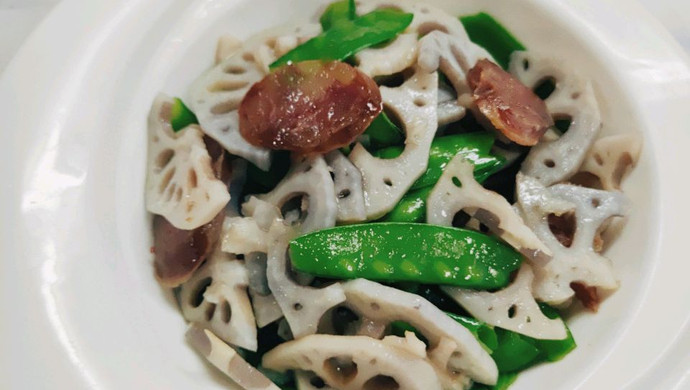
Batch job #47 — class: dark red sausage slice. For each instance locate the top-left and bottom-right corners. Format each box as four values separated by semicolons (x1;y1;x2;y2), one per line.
239;60;382;154
570;282;600;312
468;59;553;146
153;212;224;287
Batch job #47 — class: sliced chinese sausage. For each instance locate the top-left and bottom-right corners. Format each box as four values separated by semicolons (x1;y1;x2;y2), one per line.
467;59;553;146
153;211;224;287
239;60;382;154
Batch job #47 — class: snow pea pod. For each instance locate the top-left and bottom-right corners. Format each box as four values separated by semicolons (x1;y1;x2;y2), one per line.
271;9;413;69
375;132;503;190
446;312;498;352
319;0;356;30
170;97;198;132
363;111;404;148
380;186;431;223
381;150;505;223
487;304;576;373
460;12;525;70
289;223;523;289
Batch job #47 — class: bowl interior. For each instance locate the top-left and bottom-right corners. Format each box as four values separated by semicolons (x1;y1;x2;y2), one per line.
97;0;658;388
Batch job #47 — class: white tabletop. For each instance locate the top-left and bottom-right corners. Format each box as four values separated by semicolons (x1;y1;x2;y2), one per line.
0;0;689;74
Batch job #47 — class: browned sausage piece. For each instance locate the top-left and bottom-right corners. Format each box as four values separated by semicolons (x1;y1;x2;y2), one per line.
468;59;553;146
239;60;382;154
570;282;600;312
153;211;225;287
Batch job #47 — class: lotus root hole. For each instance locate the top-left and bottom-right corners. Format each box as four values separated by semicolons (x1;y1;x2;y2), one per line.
309;375;326;388
156;149;175;170
363;375;400;390
324;356;358;385
188;169;198;188
159;167;176;193
417;21;450;37
191;277;213;308
221;301;232;323
224;65;246;75
208;80;249;93
205;303;216;321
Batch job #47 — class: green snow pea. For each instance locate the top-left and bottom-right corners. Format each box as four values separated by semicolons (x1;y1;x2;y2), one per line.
319;0;356;30
170;97;198;132
363;111;404;149
446;312;498;352
391;313;497;353
289;223;523;289
381;140;506;223
375;133;504;190
460;12;525;70
271;9;413;68
380;186;432;223
489;304;576;373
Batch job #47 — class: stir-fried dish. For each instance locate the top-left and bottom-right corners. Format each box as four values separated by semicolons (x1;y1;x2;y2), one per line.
145;1;643;389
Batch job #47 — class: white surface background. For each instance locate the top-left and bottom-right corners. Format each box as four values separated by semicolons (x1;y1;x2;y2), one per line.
0;0;689;73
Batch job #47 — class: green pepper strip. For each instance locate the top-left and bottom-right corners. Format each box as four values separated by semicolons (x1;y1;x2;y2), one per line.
460;12;525;70
271;9;413;69
289;223;523;289
170;97;198;132
319;0;356;30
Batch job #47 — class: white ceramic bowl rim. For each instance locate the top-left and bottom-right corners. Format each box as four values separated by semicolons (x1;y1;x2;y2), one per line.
1;0;690;389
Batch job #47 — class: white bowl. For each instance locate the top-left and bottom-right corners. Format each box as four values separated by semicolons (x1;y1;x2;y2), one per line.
1;0;690;388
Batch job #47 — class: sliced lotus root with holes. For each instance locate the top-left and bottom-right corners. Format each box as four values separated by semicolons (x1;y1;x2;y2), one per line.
325;151;366;223
342;279;498;386
516;173;630;305
418;31;493;97
266;240;346;339
263;333;442;390
189;25;319;170
427;156;551;262
186;323;279;390
215;35;242;65
443;264;567;340
437;81;466;126
219;199;290;327
295;371;336;390
252;23;321;74
179;247;257;351
259;156;338;234
349;67;438;219
355;33;419;78
578;133;643;191
146;94;230;230
509;51;602;186
249;290;284;328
